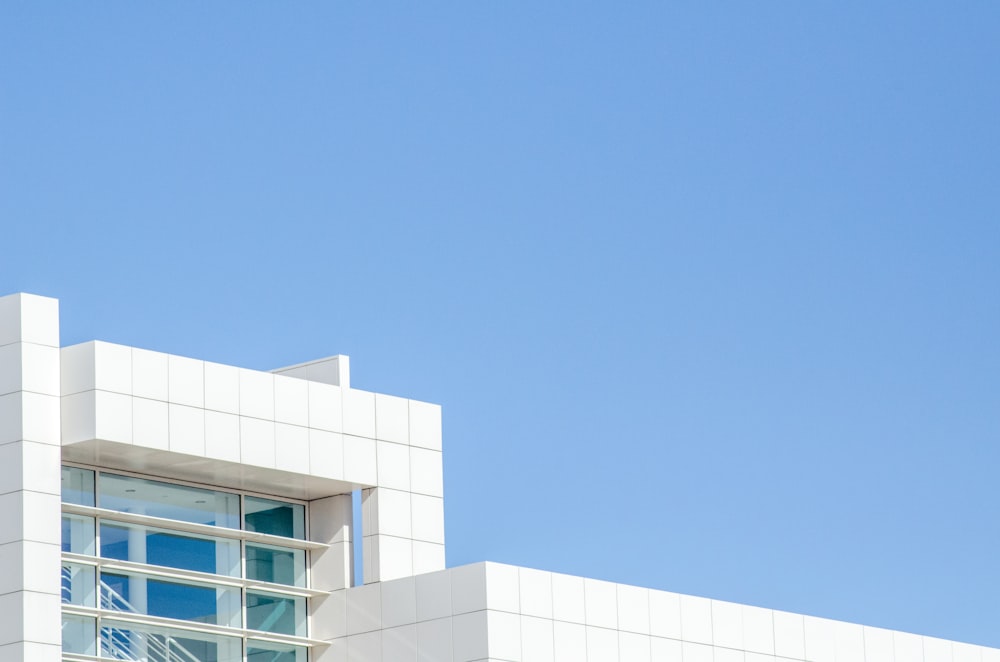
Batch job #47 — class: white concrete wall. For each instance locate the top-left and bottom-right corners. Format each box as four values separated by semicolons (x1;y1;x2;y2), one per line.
0;294;63;661
320;562;1000;662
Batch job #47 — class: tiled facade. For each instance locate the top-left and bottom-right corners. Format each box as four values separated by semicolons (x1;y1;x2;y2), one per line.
0;292;995;662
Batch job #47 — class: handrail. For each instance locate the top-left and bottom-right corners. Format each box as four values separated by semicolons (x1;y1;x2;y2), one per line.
98;577;202;662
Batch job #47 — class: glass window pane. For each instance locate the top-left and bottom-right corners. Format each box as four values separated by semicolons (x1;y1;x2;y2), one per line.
100;521;241;577
245;496;305;539
246;543;306;587
246;591;306;637
62;615;97;656
101;620;242;662
61;466;95;506
61;562;96;607
62;514;95;555
99;472;240;529
100;571;241;628
248;641;308;662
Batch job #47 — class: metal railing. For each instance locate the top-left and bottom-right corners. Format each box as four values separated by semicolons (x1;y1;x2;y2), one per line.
62;565;203;662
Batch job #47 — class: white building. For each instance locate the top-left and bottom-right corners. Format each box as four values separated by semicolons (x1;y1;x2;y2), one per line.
0;292;996;662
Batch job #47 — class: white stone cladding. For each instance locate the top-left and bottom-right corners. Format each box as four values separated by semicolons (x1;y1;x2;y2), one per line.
0;293;63;661
0;292;996;662
324;562;1000;662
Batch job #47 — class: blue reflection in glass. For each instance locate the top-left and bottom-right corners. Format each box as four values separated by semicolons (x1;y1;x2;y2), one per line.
101;523;216;574
245;497;304;539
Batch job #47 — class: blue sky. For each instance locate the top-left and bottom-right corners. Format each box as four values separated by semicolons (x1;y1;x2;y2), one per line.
2;2;998;648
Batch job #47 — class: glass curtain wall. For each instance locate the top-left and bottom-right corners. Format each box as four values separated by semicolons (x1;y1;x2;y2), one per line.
59;466;310;661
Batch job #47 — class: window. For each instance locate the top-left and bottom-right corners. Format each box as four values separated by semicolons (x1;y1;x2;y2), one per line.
60;466;312;662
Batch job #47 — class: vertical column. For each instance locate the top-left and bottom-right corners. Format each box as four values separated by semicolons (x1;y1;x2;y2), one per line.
309;494;353;656
0;293;63;661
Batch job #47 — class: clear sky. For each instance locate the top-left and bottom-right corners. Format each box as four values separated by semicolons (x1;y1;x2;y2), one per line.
2;2;998;649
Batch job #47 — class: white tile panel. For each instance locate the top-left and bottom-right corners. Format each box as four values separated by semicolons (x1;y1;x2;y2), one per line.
0;393;20;445
168;355;204;407
21;343;59;396
239;369;274;419
309;429;344;480
715;648;746;662
411;494;445;544
347;582;382;635
584;578;618;629
682;642;714;662
133;397;169;449
953;643;981;662
60;391;96;445
310;589;347;640
377;535;414;581
383;624;418;662
864;628;895;662
417;618;453;662
551;572;586;624
347;631;382;662
377;440;411;491
485;563;520;613
0;440;60;495
522;615;555;662
680;595;713;645
412;541;446;575
834;621;865;662
376;393;409;443
309;381;343;432
23;392;59;445
374;488;412;539
453;612;488;662
773;611;806;660
274;374;309;426
203;410;240;461
649;590;682;639
894;633;924;662
519;567;554;619
619;632;652;662
204;361;239;414
410;447;444;497
488;611;522;662
553;621;587;662
239;417;275;468
0;344;20;396
381;576;417;628
416;569;453;621
923;638;953;662
0;491;60;546
168;404;205;456
0;540;60;596
743;606;775;655
274;423;310;474
712;600;744;649
649;636;681;662
7;293;59;347
96;390;132;444
451;563;487;615
59;343;93;396
803;616;836;662
618;584;650;635
343;389;376;438
93;342;131;394
344;435;377;486
587;626;619;662
0;642;60;662
409;400;442;451
132;348;168;401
